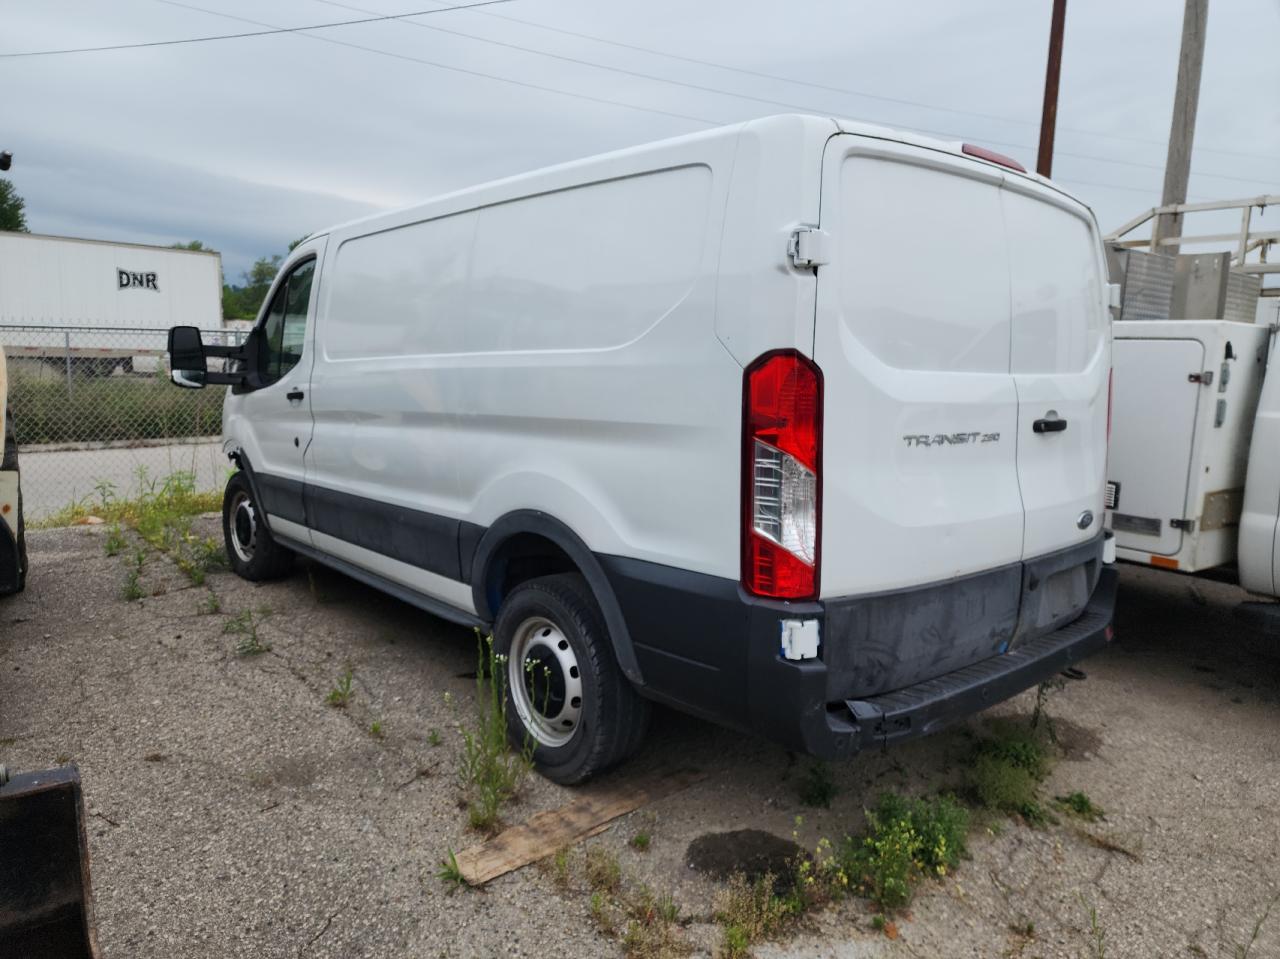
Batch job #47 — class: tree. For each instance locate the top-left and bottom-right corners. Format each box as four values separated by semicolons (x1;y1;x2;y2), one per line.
0;178;28;232
287;234;311;252
170;240;211;251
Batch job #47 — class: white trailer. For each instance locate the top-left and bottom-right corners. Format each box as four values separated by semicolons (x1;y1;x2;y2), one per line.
0;231;223;373
1105;196;1280;602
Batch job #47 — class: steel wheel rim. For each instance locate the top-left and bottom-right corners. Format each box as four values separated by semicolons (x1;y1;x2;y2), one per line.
229;490;257;564
508;616;583;748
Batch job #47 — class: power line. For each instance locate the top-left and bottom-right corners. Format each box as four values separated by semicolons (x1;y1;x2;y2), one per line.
434;0;1280;165
0;0;517;58
147;0;722;127
300;0;1277;190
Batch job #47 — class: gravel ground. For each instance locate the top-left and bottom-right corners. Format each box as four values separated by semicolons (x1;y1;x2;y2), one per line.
2;524;1278;958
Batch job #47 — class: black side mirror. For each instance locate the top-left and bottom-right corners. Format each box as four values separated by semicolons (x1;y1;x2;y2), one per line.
168;325;207;389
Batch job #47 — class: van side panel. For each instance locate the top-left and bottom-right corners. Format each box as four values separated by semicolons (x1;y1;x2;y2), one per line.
306;133;743;591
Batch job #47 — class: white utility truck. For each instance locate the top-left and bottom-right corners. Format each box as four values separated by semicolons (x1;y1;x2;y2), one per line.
1105;196;1280;598
166;114;1117;783
0;231;223;374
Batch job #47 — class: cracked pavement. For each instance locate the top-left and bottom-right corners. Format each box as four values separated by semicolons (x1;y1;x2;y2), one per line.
2;524;1278;957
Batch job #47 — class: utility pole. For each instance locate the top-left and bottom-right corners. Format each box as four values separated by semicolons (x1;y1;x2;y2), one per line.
1036;0;1068;178
1153;0;1209;255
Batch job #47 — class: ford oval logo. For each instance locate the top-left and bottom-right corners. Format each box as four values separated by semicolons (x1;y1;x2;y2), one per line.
1077;510;1095;530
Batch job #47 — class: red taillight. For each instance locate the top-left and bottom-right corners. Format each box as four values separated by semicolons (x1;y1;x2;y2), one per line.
743;351;822;600
961;143;1027;174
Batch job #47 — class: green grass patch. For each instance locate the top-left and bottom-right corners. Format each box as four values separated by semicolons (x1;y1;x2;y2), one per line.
964;719;1054;825
1055;791;1104;822
39;468;225;586
8;367;222;445
796;760;838;808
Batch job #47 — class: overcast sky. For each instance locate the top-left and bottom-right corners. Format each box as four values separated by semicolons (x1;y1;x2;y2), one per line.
3;0;1278;284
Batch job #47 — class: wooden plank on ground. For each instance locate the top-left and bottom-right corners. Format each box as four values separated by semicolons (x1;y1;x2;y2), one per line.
454;767;704;886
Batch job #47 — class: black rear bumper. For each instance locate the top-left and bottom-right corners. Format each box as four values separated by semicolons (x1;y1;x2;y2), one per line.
600;546;1117;759
821;565;1116;756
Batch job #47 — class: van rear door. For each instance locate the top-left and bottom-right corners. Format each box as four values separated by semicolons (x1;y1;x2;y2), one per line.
1001;185;1110;559
813;136;1025;599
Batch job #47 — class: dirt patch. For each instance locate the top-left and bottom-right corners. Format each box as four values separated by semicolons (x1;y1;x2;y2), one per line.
686;829;804;885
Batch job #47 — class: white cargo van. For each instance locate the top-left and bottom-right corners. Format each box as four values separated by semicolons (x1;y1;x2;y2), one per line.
168;114;1116;783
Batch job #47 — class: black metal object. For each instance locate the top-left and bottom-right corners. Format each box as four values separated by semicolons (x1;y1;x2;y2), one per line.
0;766;100;959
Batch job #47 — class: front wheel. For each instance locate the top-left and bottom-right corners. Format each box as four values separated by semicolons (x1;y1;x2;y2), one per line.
494;574;649;785
222;471;294;581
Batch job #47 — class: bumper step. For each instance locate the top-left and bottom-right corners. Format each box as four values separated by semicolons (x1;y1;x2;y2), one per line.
845;566;1118;749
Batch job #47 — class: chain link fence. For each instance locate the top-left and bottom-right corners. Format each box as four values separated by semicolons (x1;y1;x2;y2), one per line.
0;326;243;520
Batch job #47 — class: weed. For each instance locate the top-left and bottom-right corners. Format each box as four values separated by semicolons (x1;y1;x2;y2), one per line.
436;849;466;887
45;469;226;587
427;728;442;747
548;847;572;890
326;668;354;708
456;633;533;833
797;760;837;808
224;609;271;656
585;846;623;896
104;523;126;556
196;591;221;615
714;872;792;955
840;792;970;910
629;831;652;852
965;719;1053;824
620;887;688;959
1031;676;1067;743
1055;791;1104;822
1080;894;1106;959
1010;916;1036;938
370;721;385;739
590;891;616;936
121;549;145;601
871;913;886;931
1236;892;1280;959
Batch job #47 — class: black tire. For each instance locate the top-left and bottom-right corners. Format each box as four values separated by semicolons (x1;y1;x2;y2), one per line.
494;574;649;785
222;471;293;581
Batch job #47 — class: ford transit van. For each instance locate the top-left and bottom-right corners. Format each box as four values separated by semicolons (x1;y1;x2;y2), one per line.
168;114;1116;783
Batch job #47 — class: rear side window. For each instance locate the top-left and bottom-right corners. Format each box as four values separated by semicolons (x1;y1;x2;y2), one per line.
1002;189;1105;374
834;156;1010;373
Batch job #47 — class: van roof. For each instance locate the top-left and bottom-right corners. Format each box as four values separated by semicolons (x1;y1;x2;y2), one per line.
319;113;1085;241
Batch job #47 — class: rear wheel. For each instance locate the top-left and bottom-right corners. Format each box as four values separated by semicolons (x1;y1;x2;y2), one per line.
222;471;293;581
494;574;649;785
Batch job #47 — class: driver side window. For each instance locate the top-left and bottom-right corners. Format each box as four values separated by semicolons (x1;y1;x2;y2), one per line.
260;259;315;384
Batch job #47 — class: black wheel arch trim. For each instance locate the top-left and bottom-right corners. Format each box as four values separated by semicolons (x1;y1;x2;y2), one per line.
226;449;268;530
469;510;644;686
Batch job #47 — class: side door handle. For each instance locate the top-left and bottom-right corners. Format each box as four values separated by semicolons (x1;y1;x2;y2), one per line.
286;388;305;402
1032;416;1067;434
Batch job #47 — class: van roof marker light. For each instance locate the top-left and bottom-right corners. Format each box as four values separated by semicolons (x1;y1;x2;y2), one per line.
961;143;1027;174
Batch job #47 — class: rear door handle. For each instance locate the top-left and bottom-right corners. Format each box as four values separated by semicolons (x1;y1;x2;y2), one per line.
1033;416;1067;434
286;389;305;402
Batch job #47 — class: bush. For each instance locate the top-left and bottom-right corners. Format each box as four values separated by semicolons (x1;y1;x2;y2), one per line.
841;792;971;910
